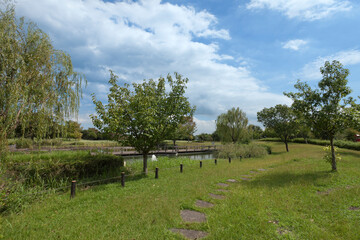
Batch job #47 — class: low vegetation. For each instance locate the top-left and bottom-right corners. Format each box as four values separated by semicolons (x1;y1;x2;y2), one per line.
1;142;360;239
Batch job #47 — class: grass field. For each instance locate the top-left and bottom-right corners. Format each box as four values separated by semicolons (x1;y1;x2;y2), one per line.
1;142;360;239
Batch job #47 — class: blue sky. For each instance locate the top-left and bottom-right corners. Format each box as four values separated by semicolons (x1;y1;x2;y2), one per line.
14;0;360;133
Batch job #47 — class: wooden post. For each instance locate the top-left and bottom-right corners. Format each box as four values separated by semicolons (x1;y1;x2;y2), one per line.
180;164;183;173
228;157;231;163
200;161;202;168
70;180;76;199
155;168;159;179
121;172;125;187
215;159;217;165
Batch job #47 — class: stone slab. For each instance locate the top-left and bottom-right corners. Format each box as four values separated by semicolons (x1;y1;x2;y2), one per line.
226;179;238;183
209;193;225;200
170;228;208;239
180;210;206;223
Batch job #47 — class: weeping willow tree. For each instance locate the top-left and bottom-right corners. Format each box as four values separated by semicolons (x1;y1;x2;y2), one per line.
0;2;86;155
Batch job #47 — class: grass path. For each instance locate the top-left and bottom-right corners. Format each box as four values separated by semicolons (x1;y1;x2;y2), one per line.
1;142;360;239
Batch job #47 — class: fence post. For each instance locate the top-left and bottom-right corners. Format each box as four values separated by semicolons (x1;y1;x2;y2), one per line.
155;168;159;179
70;180;76;199
180;164;183;173
228;157;231;163
215;159;217;165
121;172;125;187
200;161;202;168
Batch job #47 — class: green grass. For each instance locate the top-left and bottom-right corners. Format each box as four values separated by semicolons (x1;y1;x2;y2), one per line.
1;142;360;239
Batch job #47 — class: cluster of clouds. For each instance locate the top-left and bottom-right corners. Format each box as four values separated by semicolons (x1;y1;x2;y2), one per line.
14;0;358;133
247;0;352;21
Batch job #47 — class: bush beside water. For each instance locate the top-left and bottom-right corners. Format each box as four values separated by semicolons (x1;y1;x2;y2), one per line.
1;151;124;214
218;143;269;159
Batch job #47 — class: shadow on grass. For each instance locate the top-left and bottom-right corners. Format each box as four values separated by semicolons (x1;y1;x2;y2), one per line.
243;170;332;188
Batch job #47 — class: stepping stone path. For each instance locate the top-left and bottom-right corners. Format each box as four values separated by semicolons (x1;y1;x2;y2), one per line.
217;183;229;187
180;210;206;223
171;172;269;239
195;200;214;208
170;229;208;240
226;179;238;183
209;193;225;200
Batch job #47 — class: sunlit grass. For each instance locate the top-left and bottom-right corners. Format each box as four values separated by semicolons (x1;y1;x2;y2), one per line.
2;142;360;239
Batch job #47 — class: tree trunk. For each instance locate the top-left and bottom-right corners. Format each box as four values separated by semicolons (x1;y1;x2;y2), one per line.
173;139;176;146
143;153;148;175
330;138;337;171
284;138;289;152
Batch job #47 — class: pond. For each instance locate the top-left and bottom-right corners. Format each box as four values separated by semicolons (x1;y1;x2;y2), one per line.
123;152;218;162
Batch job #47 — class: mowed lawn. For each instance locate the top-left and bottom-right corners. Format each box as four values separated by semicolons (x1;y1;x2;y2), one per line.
1;142;360;239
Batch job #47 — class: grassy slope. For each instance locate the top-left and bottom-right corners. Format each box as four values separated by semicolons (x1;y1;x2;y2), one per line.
1;142;360;239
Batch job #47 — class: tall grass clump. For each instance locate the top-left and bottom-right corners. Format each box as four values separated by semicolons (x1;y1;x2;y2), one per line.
218;143;268;159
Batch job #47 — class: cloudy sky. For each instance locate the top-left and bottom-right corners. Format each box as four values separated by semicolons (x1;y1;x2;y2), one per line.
14;0;360;134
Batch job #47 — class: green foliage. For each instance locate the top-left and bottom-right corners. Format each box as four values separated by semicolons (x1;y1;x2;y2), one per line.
91;71;195;173
0;3;86;155
1;151;124;213
65;120;82;140
261;137;360;151
257;104;298;152
170;116;196;145
218;143;268;159
15;138;33;149
323;146;341;164
216;107;250;143
285;60;359;171
248;124;263;139
196;133;213;142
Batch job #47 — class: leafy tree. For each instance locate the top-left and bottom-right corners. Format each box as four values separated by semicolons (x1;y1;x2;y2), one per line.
196;133;213;142
257;104;299;152
65;120;82;140
170;116;196;145
216;107;249;143
91;72;195;174
248;124;263;140
285;60;359;171
0;3;85;154
82;128;101;140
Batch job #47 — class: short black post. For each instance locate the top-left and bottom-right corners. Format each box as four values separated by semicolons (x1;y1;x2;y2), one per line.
200;161;202;168
121;172;125;187
155;168;159;179
180;164;183;173
228;157;231;163
70;180;76;199
215;159;217;165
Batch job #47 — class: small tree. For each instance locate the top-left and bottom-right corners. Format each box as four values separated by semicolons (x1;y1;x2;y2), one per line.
91;72;195;174
216;107;249;143
285;60;359;171
257;104;299;152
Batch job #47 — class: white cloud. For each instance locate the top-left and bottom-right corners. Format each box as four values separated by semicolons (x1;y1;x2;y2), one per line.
15;0;289;133
282;39;308;51
300;49;360;80
247;0;352;21
194;118;216;134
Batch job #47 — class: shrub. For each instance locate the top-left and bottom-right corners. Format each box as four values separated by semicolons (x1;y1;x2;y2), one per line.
15;138;33;149
218;143;268;159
